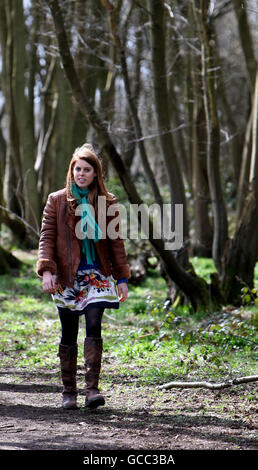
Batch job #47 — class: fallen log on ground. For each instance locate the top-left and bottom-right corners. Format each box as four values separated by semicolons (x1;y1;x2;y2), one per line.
157;375;258;391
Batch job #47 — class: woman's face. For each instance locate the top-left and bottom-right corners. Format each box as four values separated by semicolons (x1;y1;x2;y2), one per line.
73;158;96;189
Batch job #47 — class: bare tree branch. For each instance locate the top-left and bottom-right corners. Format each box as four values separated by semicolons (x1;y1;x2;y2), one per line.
158;375;258;390
0;205;40;238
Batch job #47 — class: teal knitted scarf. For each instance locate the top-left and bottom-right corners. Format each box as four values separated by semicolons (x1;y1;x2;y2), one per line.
72;182;102;264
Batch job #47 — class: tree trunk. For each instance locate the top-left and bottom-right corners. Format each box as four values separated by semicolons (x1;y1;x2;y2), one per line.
0;246;23;274
189;15;213;256
0;1;40;244
232;0;256;93
236;110;253;220
148;0;194;302
1;1;23;218
148;0;188;236
199;1;228;273
192;100;213;257
222;66;258;303
222;188;258;303
35;57;59;198
166;7;191;192
13;0;40;235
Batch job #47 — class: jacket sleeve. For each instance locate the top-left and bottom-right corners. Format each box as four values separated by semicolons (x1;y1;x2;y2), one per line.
36;193;57;277
107;196;130;281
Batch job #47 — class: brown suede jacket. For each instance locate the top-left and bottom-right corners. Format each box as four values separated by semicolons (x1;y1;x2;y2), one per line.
36;188;130;287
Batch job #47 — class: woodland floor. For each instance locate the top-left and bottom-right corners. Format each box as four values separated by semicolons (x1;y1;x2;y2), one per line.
0;250;257;462
0;357;257;454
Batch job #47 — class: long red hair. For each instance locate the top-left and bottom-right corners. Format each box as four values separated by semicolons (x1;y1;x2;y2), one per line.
66;144;113;214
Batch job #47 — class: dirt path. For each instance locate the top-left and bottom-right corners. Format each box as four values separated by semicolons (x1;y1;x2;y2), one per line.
0;363;257;453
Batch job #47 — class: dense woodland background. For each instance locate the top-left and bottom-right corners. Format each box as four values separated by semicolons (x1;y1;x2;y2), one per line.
0;0;257;310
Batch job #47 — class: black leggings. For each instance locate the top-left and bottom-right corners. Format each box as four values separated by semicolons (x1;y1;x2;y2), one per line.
58;306;104;346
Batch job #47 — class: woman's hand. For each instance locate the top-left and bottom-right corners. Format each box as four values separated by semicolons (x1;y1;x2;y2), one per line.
42;271;58;294
118;282;128;302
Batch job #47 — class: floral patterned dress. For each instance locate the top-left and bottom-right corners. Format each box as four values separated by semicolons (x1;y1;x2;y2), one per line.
52;266;119;313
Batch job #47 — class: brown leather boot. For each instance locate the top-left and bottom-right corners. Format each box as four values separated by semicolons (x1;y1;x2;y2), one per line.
84;337;105;409
58;343;78;409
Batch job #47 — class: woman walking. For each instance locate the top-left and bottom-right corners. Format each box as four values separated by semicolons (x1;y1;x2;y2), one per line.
36;144;130;410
